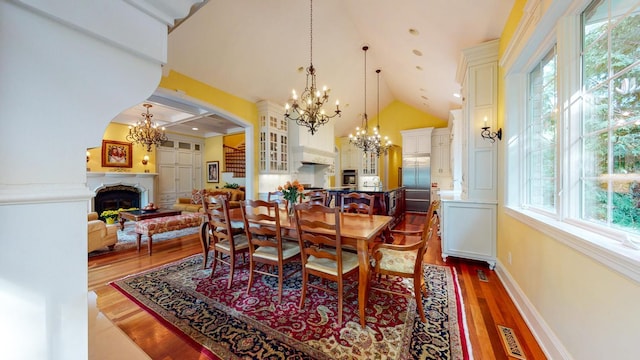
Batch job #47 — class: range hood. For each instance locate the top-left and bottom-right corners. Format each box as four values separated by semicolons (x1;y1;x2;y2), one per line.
293;146;334;167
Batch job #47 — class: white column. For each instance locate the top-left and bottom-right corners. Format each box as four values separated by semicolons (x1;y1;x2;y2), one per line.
0;1;200;359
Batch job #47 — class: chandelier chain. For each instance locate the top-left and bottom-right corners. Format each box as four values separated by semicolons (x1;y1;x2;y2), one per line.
309;0;313;66
374;69;392;156
284;0;341;135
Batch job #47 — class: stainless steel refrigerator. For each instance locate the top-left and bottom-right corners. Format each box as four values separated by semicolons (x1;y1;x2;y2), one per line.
402;155;431;212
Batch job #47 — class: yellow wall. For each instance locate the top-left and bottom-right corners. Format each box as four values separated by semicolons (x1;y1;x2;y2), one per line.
496;1;640;358
86;123;158;173
224;133;245;149
159;70;258;196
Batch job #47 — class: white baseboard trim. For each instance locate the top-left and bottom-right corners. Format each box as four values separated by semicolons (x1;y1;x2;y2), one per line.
494;260;573;360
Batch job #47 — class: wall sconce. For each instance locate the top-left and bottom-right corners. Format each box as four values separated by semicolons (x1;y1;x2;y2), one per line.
142;155;149;173
481;126;502;143
480;116;502;143
86;151;91;171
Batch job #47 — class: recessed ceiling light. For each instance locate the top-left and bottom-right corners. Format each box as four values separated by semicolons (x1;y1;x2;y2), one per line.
419;88;425;92
192;127;199;131
421;95;428;100
408;28;419;36
297;66;305;73
412;49;423;56
453;93;461;98
416;65;423;71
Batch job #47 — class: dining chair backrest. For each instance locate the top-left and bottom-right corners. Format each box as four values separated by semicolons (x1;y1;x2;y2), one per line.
423;200;440;249
300;190;327;205
267;191;288;208
240;199;283;247
293;202;342;265
202;194;236;245
341;192;375;215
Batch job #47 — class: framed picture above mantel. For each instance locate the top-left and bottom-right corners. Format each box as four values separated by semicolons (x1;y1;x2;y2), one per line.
102;140;133;168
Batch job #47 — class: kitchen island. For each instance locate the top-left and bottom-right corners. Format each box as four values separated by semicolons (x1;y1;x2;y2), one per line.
324;186;406;229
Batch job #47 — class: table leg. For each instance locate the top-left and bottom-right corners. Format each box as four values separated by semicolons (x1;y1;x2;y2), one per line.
357;238;369;328
119;216;126;230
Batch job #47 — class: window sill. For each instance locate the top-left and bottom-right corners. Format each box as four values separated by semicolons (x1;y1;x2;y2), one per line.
504;206;640;284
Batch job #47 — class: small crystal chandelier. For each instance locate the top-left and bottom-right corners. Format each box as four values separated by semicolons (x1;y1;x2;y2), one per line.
372;69;392;157
284;0;341;135
126;103;168;152
349;46;378;153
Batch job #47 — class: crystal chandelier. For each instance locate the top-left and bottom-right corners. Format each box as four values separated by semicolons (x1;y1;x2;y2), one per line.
284;0;341;135
126;103;168;152
372;69;392;157
349;46;378;153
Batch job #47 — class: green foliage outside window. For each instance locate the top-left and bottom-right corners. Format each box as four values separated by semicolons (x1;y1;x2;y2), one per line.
581;1;640;234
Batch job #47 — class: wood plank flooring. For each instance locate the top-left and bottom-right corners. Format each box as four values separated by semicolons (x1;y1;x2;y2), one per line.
88;212;547;359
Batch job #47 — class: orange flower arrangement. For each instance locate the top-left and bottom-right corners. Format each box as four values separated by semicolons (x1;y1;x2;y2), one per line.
278;180;305;204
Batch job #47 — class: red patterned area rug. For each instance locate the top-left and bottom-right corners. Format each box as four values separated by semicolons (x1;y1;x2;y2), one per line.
111;254;472;359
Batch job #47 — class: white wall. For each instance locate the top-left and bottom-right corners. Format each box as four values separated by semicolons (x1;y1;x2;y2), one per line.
0;1;199;359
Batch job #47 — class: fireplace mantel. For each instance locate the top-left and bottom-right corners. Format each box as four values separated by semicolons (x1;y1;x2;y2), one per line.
87;172;157;211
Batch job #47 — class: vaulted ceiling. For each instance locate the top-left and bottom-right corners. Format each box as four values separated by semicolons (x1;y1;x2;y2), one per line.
114;0;514;138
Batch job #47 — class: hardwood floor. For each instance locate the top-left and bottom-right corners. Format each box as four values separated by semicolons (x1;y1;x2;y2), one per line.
88;212;547;359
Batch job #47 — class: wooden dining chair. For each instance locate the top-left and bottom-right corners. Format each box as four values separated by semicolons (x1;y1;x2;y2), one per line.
199;192;230;269
240;199;301;303
368;200;440;322
201;194;249;289
300;190;328;206
267;190;288;209
341;192;375;215
293;202;359;325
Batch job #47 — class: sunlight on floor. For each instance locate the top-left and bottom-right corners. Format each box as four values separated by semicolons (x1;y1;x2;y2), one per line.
88;291;150;360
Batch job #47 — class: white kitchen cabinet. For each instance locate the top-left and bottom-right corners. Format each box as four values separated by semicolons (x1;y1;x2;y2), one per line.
441;199;496;269
448;110;463;196
361;151;378;175
401;128;433;155
340;137;360;170
257;100;289;173
431;128;451;183
457;39;499;201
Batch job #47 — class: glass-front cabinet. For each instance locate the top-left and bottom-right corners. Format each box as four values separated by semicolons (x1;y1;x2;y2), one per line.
258;100;288;173
361;151;378;175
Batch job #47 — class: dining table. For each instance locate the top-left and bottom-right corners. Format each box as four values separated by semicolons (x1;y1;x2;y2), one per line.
227;205;393;328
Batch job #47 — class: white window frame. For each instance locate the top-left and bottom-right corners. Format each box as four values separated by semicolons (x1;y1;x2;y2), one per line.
503;0;640;283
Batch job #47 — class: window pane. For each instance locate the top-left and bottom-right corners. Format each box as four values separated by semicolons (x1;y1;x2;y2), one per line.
527;48;557;212
581;0;640;235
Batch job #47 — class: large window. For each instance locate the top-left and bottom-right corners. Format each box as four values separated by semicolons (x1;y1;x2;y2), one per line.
527;48;558;213
581;0;640;235
511;0;640;253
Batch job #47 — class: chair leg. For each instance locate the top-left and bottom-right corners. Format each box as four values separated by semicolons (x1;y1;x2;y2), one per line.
414;273;426;322
337;278;343;325
209;251;219;278
246;258;255;295
227;252;235;289
299;268;308;310
277;263;284;303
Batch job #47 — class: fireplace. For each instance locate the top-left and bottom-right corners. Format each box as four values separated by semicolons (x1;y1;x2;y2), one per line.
94;185;141;216
86;172;156;213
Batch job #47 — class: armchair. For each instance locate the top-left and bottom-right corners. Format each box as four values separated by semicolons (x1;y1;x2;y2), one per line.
88;212;118;253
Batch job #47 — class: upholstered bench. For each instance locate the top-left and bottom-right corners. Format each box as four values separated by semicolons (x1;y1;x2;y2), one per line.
135;213;203;255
